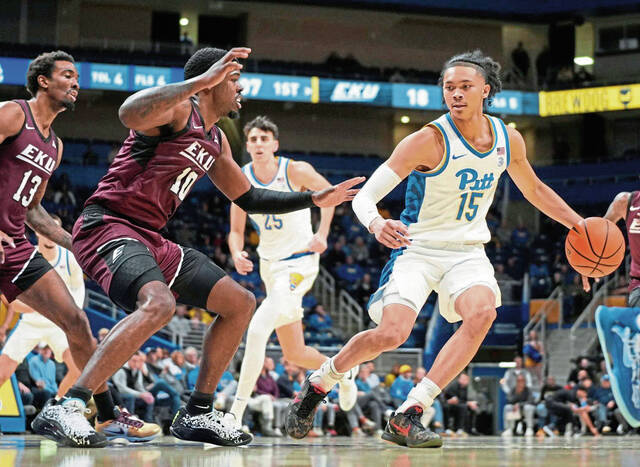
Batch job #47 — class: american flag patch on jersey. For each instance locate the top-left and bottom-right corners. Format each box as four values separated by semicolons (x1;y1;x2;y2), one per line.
497;147;505;155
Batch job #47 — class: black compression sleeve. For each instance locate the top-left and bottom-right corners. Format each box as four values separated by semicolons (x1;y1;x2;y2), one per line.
233;186;315;214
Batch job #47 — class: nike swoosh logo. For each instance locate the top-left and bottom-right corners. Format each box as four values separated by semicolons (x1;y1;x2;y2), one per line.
193;124;203;129
452;154;466;160
390;420;410;436
104;425;127;435
195;404;210;409
25;124;35;130
630;206;640;211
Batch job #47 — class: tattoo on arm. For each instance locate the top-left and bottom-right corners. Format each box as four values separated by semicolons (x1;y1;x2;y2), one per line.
26;205;72;250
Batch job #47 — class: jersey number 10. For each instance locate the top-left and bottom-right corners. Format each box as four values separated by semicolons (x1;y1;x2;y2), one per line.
170;168;198;201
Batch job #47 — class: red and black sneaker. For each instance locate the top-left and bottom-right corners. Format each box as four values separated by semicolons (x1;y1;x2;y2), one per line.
382;406;443;448
285;375;327;439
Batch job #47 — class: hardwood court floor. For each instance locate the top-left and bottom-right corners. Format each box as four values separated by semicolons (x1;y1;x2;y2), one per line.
1;434;639;466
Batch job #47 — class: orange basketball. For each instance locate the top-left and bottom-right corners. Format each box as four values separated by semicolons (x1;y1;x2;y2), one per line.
565;217;625;278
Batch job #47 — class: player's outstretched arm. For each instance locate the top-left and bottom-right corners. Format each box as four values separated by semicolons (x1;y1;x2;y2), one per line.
353;127;442;249
604;192;630;223
25;138;72;250
288;161;334;253
118;48;251;132
506;127;582;230
228;203;253;275
209;132;364;214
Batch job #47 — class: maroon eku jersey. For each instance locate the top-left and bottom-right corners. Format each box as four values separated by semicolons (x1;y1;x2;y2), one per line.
86;98;222;230
0;100;58;238
626;191;640;291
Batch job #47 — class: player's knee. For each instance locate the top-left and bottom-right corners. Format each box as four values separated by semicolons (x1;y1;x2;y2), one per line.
62;307;93;338
238;288;256;319
143;292;176;326
464;303;496;334
375;326;410;350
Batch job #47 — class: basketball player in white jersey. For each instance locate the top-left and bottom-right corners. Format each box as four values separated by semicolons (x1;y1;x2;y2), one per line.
226;116;357;430
286;50;585;447
0;215;83;398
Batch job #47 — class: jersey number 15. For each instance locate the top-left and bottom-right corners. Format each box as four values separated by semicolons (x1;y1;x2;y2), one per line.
456;192;483;222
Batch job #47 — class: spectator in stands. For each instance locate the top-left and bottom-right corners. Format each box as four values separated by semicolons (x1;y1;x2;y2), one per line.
444;372;479;436
325;239;347;270
592;374;616;433
523;330;544;384
390;365;414;408
568;358;596;385
113;352;155;423
511;222;530;248
213;367;237;411
14;359;36;414
351;236;370;262
255;357;285;436
140;350;182;416
184;347;199;372
366;361;381;388
506;255;525;280
306;305;334;333
28;345;58;409
355;365;385;431
276;361;298;399
544;385;599;437
336;256;364;286
354;273;374;314
511;41;530;79
500;356;533;394
384;364;400;387
167;304;191;339
502;374;535;437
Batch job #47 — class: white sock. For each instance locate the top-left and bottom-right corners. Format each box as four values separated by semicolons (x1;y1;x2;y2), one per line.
310;358;343;392
397;377;441;413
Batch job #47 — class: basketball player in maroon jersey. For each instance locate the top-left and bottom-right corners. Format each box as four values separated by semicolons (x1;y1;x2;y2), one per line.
604;191;640;306
32;47;363;448
0;51;116;447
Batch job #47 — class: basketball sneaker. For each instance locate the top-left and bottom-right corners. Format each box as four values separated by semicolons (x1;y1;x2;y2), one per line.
31;398;107;448
338;365;359;411
382;406;443;448
170;407;253;446
596;306;640;427
285;375;328;439
95;408;161;442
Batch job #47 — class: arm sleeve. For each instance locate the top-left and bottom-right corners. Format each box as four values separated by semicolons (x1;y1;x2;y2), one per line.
352;163;403;231
233;186;314;214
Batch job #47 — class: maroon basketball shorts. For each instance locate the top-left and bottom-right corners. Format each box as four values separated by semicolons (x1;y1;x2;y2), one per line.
0;236;53;302
72;204;226;313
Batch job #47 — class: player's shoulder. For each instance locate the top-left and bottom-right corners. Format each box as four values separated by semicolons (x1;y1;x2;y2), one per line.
0;100;25;131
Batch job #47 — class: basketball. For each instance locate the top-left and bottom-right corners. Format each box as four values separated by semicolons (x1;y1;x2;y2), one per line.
565;217;625;278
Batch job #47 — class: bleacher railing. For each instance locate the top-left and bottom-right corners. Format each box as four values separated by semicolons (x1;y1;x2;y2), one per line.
569;276;614;361
522;285;563;380
338;289;365;336
313;266;337;320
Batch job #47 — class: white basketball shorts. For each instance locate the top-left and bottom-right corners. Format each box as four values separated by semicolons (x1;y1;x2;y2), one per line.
368;241;500;324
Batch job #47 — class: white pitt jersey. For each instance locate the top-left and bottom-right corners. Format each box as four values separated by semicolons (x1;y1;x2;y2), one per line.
400;113;510;244
242;157;313;261
21;246;85;326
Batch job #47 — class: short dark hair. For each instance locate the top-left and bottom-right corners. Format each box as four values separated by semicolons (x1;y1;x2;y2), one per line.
576;385;587;393
438;49;502;106
243;115;279;139
26;50;75;97
184;47;227;81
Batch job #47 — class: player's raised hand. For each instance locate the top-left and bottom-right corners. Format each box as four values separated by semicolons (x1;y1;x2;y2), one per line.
201;47;251;89
233;250;254;275
370;218;411;249
0;229;15;264
312;176;365;208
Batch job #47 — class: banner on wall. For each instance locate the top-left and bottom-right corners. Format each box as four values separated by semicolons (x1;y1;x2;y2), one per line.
539;84;640;116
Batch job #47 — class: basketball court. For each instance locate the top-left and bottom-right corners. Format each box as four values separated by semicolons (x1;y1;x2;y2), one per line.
1;435;639;466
